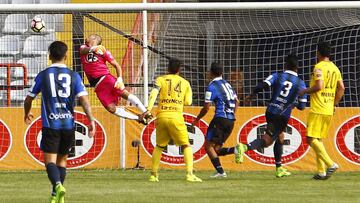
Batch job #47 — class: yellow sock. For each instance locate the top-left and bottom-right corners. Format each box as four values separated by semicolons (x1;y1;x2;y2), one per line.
310;138;334;168
183;146;193;174
151;146;163;176
316;153;326;174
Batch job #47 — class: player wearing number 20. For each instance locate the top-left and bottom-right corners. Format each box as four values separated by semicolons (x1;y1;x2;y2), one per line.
24;41;96;203
238;54;307;177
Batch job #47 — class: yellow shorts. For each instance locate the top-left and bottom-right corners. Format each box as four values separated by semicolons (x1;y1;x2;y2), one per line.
307;113;333;139
155;117;190;147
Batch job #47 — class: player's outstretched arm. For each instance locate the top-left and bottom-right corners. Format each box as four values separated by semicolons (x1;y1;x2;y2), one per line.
245;82;270;105
192;102;210;126
334;80;345;106
79;95;96;138
110;59;125;90
147;88;159;112
23;96;34;124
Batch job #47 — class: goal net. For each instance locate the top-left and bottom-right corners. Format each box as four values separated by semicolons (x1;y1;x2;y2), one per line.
0;3;359;171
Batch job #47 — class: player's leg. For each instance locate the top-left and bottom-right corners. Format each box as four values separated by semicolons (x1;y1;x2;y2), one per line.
307;114;338;179
149;118;169;182
170;119;202;182
274;133;291;178
105;103;139;120
41;128;62;202
205;118;226;177
216;118;236;159
236;114;275;163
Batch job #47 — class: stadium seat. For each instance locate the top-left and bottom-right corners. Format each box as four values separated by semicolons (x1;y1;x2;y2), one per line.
0;35;20;56
11;0;35;3
22;36;48;56
0;0;9;4
10;80;28;101
44;32;56;42
39;0;65;3
14;57;47;78
2;14;28;34
33;14;56;33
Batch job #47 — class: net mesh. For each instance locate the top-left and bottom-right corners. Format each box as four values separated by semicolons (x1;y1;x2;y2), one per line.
0;6;359;170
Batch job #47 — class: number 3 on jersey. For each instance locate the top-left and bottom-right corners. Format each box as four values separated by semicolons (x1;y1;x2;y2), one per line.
49;73;71;98
280;81;293;97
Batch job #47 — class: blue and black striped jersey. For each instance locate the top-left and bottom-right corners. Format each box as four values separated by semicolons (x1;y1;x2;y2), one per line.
205;77;237;120
28;63;87;130
264;70;307;118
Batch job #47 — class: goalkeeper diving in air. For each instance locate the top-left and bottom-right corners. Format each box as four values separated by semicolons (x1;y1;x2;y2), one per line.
80;34;152;124
238;54;307;177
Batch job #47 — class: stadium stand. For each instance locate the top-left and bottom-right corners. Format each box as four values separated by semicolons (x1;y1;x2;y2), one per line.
2;14;29;34
22;35;49;56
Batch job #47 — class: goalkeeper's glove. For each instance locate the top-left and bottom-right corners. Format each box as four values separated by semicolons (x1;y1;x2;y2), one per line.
114;76;125;90
90;45;106;55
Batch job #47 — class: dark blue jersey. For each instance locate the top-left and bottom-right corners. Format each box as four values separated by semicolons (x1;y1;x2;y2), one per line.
205;77;237;120
264;70;307;118
28;64;87;130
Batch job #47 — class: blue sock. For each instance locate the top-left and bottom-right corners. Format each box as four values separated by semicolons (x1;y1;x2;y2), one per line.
274;140;283;168
57;166;66;184
217;147;235;156
247;139;266;150
46;163;61;194
210;157;224;174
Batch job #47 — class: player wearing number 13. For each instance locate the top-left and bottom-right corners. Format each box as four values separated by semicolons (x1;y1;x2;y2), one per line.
24;41;96;203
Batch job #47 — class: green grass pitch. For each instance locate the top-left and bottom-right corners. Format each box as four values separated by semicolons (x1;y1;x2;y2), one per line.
0;170;359;203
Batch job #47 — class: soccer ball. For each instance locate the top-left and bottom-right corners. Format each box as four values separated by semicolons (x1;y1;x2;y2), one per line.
30;17;45;33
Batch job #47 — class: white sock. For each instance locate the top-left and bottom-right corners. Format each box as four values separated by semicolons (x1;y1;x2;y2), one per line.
127;94;147;113
114;108;138;120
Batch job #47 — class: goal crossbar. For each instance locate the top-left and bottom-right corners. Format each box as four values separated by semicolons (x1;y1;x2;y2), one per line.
0;2;360;12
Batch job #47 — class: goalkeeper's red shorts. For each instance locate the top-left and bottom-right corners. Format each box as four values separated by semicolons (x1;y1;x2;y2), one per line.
95;74;124;107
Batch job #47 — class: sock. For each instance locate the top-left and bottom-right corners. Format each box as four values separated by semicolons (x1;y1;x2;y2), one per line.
127;94;147;113
46;163;61;189
310;138;334;168
247;139;266;150
210;157;225;174
273;140;283;168
114;107;139;120
57;166;66;184
151;146;163;176
217;147;235;156
183;146;194;175
316;153;326;174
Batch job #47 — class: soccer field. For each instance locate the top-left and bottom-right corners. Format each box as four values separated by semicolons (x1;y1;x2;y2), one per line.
0;170;359;203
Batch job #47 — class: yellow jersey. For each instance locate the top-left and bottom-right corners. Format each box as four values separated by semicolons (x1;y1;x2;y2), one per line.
154;74;192;119
310;61;343;115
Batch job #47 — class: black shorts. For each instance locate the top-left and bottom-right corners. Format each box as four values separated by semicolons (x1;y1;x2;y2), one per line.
206;117;235;145
40;127;75;155
265;111;289;141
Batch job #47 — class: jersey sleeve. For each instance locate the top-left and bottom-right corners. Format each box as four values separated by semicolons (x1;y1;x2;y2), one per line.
73;72;88;97
184;81;193;106
298;80;307;103
264;73;278;86
313;64;324;81
205;84;217;103
27;72;43;98
103;50;115;63
336;68;343;81
154;76;163;90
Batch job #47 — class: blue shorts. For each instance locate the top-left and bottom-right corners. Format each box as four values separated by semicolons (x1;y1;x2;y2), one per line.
206;117;234;145
265;112;289;141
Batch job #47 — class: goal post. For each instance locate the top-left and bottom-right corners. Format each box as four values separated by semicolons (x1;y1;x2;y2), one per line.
0;2;359;171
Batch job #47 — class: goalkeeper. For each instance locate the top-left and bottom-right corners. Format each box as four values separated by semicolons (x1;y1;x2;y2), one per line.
80;34;151;123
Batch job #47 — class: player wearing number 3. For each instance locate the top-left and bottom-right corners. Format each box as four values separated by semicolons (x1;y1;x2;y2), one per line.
80;34;151;124
238;54;307;177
